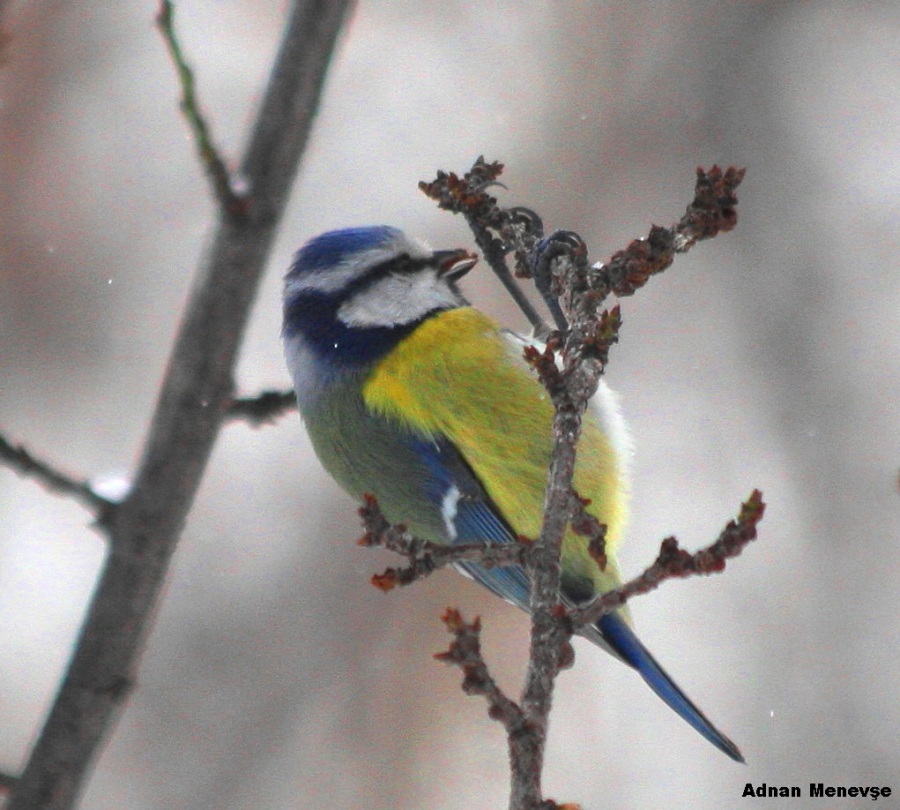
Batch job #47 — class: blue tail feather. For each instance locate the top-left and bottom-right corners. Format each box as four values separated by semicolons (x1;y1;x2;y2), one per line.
598;612;745;763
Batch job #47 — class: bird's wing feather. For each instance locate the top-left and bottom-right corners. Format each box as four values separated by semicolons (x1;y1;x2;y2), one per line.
407;434;533;610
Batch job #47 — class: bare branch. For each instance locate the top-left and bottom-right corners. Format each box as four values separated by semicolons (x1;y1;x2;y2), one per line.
420;158;551;336
417;158;749;810
7;3;354;809
589;165;745;299
0;434;113;516
435;610;582;810
226;389;297;425
518;271;596;807
573;490;765;628
434;609;526;731
358;494;527;591
156;0;245;214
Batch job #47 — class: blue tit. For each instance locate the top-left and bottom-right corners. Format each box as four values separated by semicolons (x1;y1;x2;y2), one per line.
282;225;743;762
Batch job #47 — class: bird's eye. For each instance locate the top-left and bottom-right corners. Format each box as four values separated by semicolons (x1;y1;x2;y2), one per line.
388;254;417;275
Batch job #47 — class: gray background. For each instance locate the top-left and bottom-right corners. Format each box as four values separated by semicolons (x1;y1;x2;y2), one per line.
1;3;897;808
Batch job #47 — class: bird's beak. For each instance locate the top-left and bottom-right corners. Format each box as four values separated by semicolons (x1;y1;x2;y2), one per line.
433;249;478;280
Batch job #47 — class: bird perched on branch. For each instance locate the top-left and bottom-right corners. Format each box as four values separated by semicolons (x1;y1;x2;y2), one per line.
282;225;742;762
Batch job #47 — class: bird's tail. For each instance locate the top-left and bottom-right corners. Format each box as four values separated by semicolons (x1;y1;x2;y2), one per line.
598;611;745;763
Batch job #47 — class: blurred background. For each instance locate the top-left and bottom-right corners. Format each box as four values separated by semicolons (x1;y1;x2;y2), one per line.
1;2;898;808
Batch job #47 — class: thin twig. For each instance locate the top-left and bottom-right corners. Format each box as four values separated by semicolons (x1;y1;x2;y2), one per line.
0;434;113;516
7;3;354;809
588;165;745;299
358;494;528;590
573;490;765;628
569;490;609;571
226;389;297;425
435;610;582;810
156;0;245;215
435;609;529;733
420;158;550;337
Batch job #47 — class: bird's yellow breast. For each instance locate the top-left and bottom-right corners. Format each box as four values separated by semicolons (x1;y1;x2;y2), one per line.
362;307;627;591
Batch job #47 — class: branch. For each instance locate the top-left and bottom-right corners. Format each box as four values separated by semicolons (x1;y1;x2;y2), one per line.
226;389;297;425
420;162;620;807
588;165;745;299
420;158;551;336
358;495;528;591
573;490;765;628
7;3;354;809
515;238;610;809
156;0;245;214
0;434;113;516
435;610;526;732
435;610;578;810
362;495;577;806
418;158;748;810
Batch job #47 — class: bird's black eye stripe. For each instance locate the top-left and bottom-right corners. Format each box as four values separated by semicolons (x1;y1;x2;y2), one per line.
386;253;414;275
383;253;432;275
342;253;430;296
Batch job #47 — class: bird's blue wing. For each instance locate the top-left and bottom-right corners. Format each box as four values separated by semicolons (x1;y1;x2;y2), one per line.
408;435;533;610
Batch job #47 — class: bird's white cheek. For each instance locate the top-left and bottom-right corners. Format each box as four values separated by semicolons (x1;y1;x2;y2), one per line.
337;273;460;328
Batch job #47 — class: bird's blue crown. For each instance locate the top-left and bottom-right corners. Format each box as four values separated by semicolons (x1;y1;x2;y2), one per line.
285;226;404;281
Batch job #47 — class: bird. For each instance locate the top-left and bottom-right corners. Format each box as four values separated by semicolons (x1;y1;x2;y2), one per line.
282;225;743;762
